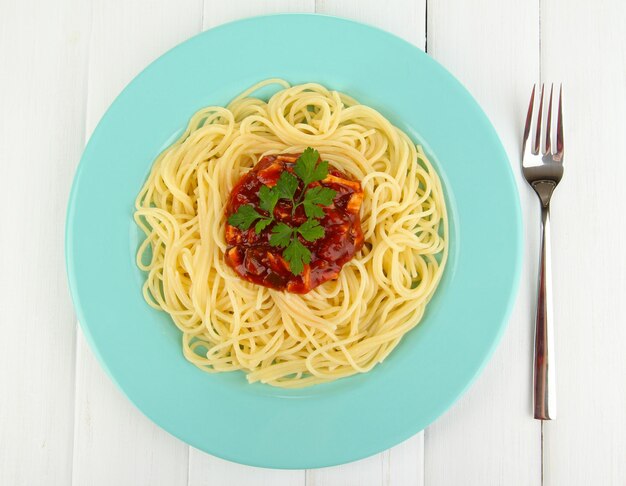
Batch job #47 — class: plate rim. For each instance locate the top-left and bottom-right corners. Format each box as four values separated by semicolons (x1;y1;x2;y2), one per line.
65;12;522;469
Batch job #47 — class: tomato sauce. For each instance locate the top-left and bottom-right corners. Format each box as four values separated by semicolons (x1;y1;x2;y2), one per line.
224;153;364;293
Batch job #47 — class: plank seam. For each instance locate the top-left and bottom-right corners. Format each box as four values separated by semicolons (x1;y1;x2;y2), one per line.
70;3;94;483
540;420;543;486
425;0;428;53
539;6;543;486
538;0;542;81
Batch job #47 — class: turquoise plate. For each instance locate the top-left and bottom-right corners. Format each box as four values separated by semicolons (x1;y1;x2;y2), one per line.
66;14;522;469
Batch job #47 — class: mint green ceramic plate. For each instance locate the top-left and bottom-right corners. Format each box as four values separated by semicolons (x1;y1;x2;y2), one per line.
66;14;521;469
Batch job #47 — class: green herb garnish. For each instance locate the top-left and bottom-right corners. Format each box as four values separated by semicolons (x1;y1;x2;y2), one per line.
293;147;329;186
296;219;325;242
227;148;337;276
268;222;293;247
302;186;336;218
227;204;263;230
282;238;310;276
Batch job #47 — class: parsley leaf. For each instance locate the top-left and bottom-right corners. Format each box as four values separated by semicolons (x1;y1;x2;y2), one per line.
269;222;293;248
302;186;336;218
255;218;273;233
305;186;336;206
275;171;299;201
283;239;311;276
297;219;325;242
228;204;263;230
294;147;329;186
310;160;329;184
302;201;325;219
258;185;279;214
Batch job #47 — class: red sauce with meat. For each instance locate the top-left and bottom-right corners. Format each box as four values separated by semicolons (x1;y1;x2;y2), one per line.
224;153;364;293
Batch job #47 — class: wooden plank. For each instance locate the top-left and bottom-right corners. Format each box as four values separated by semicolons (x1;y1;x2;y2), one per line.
0;0;90;484
540;0;626;484
203;0;316;27
425;1;542;485
384;436;424;486
187;2;313;485
306;436;423;486
308;1;426;484
71;1;202;485
188;449;305;486
306;453;383;486
316;0;425;48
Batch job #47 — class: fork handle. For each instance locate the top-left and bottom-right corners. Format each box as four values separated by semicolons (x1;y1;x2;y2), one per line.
534;204;556;420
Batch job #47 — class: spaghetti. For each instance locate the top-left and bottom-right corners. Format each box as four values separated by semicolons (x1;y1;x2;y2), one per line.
135;80;448;388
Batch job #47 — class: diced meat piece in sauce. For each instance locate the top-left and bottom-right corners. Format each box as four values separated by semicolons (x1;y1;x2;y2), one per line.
224;152;364;293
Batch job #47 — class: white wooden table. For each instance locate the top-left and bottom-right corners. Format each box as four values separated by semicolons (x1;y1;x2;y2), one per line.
1;1;625;484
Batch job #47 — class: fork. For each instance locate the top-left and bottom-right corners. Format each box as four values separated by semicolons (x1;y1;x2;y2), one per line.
522;84;564;420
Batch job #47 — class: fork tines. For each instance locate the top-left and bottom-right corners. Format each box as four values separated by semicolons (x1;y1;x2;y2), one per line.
523;83;564;162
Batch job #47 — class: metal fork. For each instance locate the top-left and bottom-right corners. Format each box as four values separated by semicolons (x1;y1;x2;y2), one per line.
522;84;564;420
